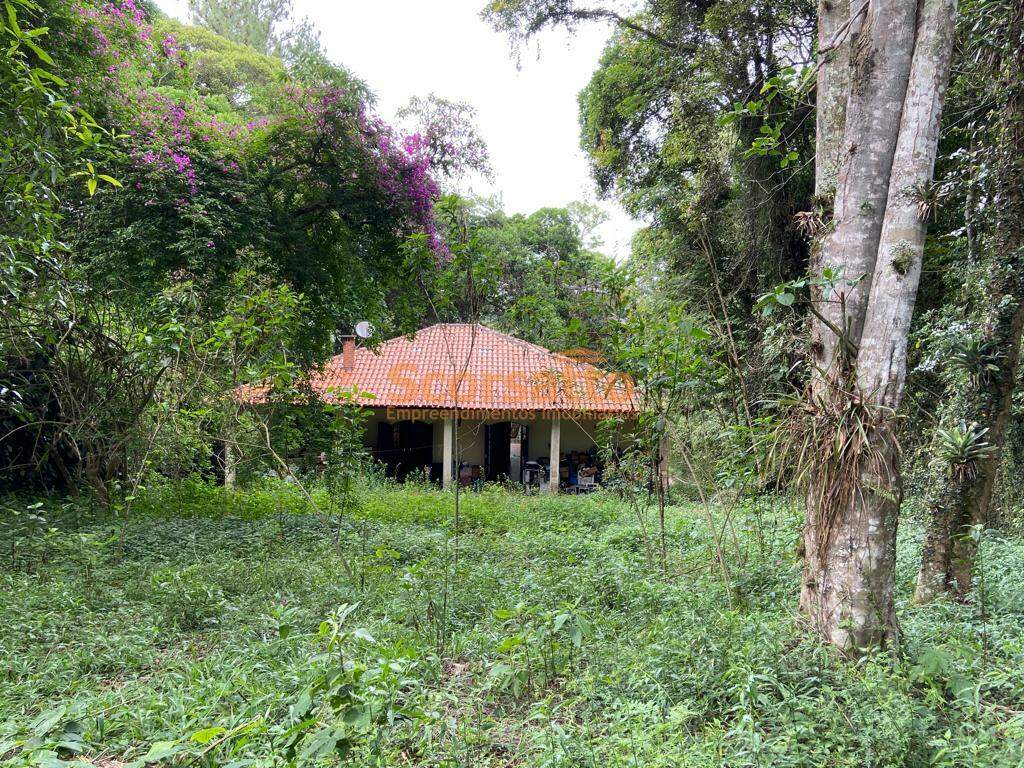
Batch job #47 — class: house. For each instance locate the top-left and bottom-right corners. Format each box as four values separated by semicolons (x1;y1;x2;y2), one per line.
299;323;638;491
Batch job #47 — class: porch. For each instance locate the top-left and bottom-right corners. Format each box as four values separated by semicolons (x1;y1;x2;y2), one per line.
364;408;621;492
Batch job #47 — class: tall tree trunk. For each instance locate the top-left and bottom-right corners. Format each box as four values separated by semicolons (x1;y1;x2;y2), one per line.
915;6;1024;600
915;305;1024;599
857;0;957;403
808;0;855;375
814;0;853;197
802;0;957;652
814;0;917;368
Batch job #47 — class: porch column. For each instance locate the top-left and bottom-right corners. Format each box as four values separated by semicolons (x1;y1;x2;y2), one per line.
442;415;454;489
548;415;561;493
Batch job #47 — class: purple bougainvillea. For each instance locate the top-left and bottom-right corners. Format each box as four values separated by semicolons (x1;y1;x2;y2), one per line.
72;0;455;258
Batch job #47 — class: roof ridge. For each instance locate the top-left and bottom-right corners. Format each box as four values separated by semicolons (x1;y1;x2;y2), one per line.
413;322;552;357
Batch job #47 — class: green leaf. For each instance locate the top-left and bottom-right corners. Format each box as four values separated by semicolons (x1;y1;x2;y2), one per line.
290;689;313;719
496;634;524;652
352;627;376;643
32;67;66;86
691;327;712;340
342;704;372;729
23;38;53;65
569;624;583;648
6;3;22;35
189;726;226;745
28;706;66;735
776;292;795;307
86;177;97;196
142;740;181;762
299;727;341;761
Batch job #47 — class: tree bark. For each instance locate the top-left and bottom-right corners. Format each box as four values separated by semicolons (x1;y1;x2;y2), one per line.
857;0;958;406
814;0;854;198
809;0;856;375
915;476;962;601
800;425;901;651
802;0;958;652
801;0;919;654
815;0;917;368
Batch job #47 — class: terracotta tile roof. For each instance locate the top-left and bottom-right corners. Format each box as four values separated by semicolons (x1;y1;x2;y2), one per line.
245;324;637;414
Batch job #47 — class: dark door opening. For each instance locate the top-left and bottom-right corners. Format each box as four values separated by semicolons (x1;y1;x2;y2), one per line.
377;420;433;481
485;422;511;481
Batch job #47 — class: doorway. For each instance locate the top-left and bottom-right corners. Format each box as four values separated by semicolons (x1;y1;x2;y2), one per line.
485;422;510;481
376;420;433;481
484;422;528;482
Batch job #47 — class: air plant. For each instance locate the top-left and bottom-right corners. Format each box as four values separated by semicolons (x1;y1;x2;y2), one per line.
793;194;832;239
890;240;917;276
948;337;1002;387
908;179;945;222
933;421;995;481
794;209;824;238
759;371;897;558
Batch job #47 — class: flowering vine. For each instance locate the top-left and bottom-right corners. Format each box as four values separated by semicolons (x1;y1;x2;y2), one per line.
68;0;455;257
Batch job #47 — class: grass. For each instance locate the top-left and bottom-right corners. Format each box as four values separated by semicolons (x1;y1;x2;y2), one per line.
2;480;1024;767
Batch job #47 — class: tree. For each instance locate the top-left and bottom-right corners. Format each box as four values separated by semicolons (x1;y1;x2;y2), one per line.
486;0;960;652
152;18;288;116
424;198;627;352
186;0;357;90
396;95;493;183
2;0;457;493
0;0;130;490
487;0;817;430
187;0;289;54
798;0;958;650
913;0;1024;602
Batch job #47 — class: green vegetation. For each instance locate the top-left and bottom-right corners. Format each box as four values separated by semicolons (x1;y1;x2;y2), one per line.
3;0;1024;764
426;200;627;352
2;482;1023;767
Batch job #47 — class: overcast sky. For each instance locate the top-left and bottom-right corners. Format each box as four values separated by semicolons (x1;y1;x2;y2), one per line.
154;0;643;259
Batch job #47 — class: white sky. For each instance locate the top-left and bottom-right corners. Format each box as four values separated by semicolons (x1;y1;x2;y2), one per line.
154;0;643;259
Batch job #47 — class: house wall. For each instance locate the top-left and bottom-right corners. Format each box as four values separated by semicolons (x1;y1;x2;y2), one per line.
362;409;630;467
523;417;608;461
452;419;486;465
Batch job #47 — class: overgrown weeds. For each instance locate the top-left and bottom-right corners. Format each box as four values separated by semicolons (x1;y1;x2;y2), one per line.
1;481;1022;766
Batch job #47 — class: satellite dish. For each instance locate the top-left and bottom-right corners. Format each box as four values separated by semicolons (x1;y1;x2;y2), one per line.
354;321;374;339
